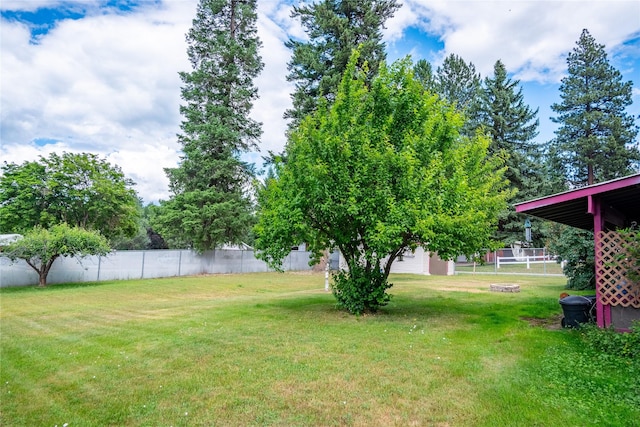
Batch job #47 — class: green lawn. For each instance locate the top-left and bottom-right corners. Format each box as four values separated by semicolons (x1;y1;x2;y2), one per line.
1;273;638;426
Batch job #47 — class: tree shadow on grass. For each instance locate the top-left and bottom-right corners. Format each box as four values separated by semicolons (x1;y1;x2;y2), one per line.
262;291;563;329
0;280;113;294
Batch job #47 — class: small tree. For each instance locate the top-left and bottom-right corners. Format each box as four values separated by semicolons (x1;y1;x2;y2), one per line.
255;53;510;314
3;224;110;287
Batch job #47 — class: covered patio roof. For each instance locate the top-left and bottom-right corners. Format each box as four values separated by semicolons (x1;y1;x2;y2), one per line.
515;173;640;330
514;173;640;230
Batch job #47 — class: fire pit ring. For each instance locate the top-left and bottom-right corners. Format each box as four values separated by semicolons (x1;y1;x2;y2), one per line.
490;284;520;293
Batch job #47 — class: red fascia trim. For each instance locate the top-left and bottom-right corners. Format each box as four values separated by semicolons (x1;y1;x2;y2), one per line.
515;174;640;213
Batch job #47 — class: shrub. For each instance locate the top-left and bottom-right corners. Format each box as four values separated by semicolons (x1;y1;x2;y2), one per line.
616;227;640;283
546;224;595;290
331;264;392;315
579;321;640;359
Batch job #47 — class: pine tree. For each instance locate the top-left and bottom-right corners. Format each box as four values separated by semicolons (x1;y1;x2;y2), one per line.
550;29;639;187
479;60;540;193
434;54;483;137
155;0;263;251
435;54;482;113
284;0;399;128
476;60;542;245
413;59;436;93
546;29;639;290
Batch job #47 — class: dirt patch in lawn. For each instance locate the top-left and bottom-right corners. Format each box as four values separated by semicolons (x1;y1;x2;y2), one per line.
521;314;563;330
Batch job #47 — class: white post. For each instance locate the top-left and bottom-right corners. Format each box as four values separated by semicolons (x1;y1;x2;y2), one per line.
526;255;530;269
496;254;500;269
141;250;146;279
324;257;330;292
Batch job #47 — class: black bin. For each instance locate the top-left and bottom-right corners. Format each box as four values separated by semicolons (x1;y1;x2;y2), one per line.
559;295;596;328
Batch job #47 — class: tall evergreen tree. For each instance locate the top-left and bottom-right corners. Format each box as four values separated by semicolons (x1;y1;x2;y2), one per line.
413;59;436;93
155;0;263;251
476;60;541;245
284;0;400;128
550;29;639;187
546;29;639;291
435;54;482;114
434;54;483;137
479;60;539;165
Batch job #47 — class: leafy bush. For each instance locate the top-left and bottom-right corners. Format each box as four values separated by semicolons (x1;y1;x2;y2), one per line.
579;322;640;358
331;264;392;315
546;224;595;290
616;227;640;283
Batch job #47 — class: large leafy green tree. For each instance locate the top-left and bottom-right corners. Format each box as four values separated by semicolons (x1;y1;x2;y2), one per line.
255;53;509;314
3;223;110;287
549;28;639;186
155;0;263;251
477;60;542;245
284;0;400;128
0;152;140;242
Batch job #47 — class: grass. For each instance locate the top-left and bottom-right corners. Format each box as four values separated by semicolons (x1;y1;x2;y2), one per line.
455;261;564;275
1;272;638;426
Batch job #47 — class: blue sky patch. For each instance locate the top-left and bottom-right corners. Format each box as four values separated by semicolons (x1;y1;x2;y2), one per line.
33;138;60;147
0;0;157;42
1;7;87;41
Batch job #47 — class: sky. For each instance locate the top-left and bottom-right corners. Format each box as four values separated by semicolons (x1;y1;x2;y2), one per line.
1;0;639;204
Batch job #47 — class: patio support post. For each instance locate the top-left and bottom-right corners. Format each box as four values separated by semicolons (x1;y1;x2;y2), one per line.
590;195;610;327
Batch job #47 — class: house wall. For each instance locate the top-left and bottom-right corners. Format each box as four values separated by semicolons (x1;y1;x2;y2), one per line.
335;247;454;276
429;253;455;275
389;247;430;275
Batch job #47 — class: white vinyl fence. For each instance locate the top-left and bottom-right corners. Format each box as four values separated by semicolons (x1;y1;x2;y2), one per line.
0;249;314;288
455;247;564;276
496;247;555;270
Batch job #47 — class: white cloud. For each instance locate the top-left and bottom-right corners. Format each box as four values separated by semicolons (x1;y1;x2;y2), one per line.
1;1;194;203
254;2;295;156
392;0;640;82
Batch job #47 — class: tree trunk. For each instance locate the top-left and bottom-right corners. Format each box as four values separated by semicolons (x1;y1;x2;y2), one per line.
230;0;236;38
37;256;58;287
38;271;47;287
